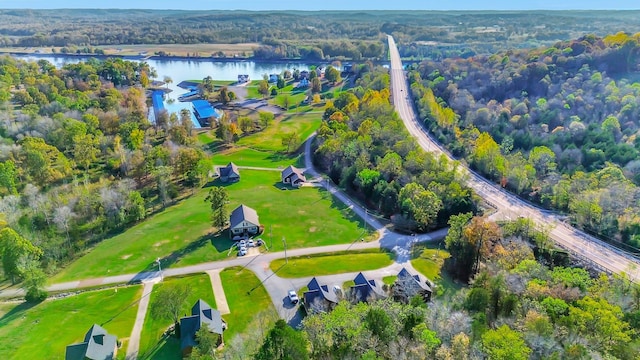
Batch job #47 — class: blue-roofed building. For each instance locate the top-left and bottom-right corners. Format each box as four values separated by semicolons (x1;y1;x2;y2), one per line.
192;100;222;126
350;272;387;303
151;90;166;123
303;277;339;314
65;324;118;360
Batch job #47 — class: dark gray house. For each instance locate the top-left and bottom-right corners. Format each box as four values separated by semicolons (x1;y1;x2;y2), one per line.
65;324;118;360
180;299;227;356
217;162;240;183
303;277;339;314
281;165;306;187
392;267;433;303
350;272;387;303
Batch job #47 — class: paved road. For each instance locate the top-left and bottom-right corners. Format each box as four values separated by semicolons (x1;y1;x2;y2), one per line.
386;34;640;282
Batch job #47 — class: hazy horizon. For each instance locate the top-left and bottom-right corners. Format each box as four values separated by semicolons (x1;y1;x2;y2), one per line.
0;0;637;11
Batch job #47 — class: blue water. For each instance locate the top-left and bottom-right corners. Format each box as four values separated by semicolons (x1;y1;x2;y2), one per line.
11;54;314;128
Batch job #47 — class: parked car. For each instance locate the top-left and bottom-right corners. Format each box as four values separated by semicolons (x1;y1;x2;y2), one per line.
238;248;247;256
238;240;247;248
288;290;299;304
247;239;255;247
239;245;247;252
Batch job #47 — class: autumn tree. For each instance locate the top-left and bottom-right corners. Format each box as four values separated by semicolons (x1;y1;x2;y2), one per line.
482;325;531;360
151;283;191;333
0;227;43;283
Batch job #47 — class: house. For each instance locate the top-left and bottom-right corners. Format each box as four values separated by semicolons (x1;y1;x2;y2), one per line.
391;267;433;303
217;162;240;183
229;204;261;238
281;165;306;187
350;272;387;303
65;324;118;360
299;70;310;80
180;299;227;356
237;74;250;83
297;78;309;88
303;277;339;314
269;74;279;83
192;100;222;126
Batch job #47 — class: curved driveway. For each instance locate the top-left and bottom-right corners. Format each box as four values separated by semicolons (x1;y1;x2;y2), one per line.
387;35;640;282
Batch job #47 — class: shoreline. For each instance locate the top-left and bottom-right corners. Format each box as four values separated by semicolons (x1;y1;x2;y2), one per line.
1;50;395;65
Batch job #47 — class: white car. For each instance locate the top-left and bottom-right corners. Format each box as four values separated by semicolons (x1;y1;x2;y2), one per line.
238;240;247;248
238;248;247;256
288;290;299;304
247;239;255;247
239;245;247;252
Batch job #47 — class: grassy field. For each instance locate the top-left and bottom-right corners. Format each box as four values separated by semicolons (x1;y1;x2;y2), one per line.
410;243;461;296
0;285;141;359
139;274;216;360
53;170;370;282
270;249;395;278
236;112;322;152
210;147;303;168
220;267;276;341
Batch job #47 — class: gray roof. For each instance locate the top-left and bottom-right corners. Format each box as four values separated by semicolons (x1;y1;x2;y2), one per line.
180;299;225;351
282;165;306;184
218;162;240;178
303;277;339;313
397;268;432;293
351;273;386;303
65;324;117;360
229;204;260;228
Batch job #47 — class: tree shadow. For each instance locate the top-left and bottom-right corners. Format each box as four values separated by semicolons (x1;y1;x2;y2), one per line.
0;301;38;328
203;178;237;188
138;231;232;274
138;333;180;360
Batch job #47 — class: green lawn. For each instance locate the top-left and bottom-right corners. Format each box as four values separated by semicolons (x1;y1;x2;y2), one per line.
220;267;277;341
53;170;370;282
383;275;397;285
270;249;395;278
139;274;216;360
211;147;303;168
236;113;322;152
0;285;141;360
410;243;460;296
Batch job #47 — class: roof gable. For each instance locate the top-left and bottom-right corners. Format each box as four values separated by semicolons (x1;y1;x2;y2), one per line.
229;204;260;228
66;324;116;360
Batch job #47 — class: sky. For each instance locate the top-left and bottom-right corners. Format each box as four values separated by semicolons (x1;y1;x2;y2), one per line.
0;0;637;11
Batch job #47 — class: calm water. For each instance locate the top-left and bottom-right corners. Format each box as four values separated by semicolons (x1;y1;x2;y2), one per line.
12;54;315;127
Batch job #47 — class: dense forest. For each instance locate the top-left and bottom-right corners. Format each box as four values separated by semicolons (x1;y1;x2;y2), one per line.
409;32;640;250
313;67;476;232
2;10;640;60
249;217;640;360
0;56;206;296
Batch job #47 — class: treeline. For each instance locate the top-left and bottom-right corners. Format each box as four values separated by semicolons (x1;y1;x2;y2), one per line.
3;10;640;60
0;56;206;286
410;33;640;249
313;67;476;232
250;217;640;360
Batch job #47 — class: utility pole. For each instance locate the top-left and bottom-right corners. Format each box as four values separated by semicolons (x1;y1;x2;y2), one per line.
156;257;163;282
282;237;288;264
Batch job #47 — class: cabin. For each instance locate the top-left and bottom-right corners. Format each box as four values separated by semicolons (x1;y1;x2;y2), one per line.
268;74;279;83
217;162;240;183
350;272;387;303
281;166;306;187
229;205;261;238
180;299;226;356
65;324;118;360
192;100;221;126
303;277;339;314
391;267;433;303
237;74;250;83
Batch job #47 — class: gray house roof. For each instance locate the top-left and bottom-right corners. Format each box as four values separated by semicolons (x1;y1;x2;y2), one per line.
351;272;386;303
281;165;306;183
397;268;432;293
218;162;240;179
180;299;225;352
303;277;339;313
65;324;117;360
229;204;260;229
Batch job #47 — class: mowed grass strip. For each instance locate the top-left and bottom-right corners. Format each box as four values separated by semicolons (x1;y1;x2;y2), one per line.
270;249;395;278
236;113;322;152
210;147;302;169
0;285;141;360
53;170;369;282
220;267;276;340
410;243;460;296
138;273;216;359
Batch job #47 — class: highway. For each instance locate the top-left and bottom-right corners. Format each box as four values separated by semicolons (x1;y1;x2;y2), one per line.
387;35;640;282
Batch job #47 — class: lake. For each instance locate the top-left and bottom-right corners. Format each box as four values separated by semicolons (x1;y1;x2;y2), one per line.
11;54;316;127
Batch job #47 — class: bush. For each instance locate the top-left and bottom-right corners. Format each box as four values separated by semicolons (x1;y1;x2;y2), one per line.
25;287;48;303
